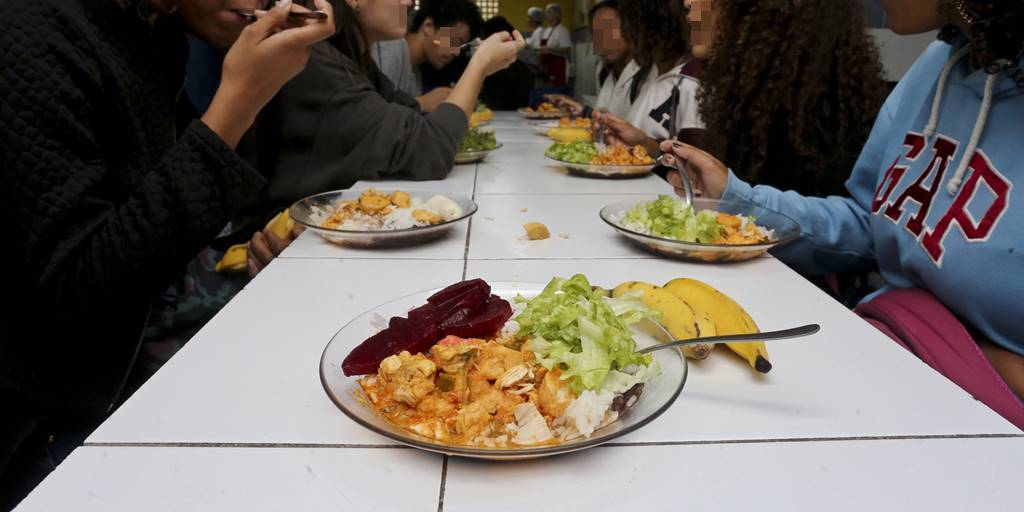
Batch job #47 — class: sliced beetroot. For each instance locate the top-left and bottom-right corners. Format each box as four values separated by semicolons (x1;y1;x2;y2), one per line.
343;281;505;376
442;295;513;338
426;278;489;305
426;286;488;322
341;316;441;376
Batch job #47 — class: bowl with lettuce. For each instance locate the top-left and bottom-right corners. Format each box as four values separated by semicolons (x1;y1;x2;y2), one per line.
455;127;502;164
600;196;801;262
320;274;688;459
544;141;656;178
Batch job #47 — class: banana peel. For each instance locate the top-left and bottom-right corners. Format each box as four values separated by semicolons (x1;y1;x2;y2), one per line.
663;278;771;373
214;210;295;274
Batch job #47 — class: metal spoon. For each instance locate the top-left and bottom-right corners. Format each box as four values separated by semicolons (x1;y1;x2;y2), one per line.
237;10;328;23
638;323;820;354
433;38;481;53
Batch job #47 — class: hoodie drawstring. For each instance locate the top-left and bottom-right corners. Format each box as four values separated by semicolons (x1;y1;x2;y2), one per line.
923;47;970;141
947;72;997;195
924;46;1000;196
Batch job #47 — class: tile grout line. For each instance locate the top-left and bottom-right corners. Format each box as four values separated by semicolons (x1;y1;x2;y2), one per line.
82;442;410;449
602;433;1024;447
436;455;449;512
461;162;479;280
82;433;1023;450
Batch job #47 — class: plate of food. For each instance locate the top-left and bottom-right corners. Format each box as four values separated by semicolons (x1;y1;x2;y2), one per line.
320;275;687;460
469;102;493;128
518;102;563;119
545;141;656;178
600;196;801;262
455;127;502;164
289;188;476;248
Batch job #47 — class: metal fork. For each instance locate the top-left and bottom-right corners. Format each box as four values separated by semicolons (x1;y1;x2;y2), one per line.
657;147;695;206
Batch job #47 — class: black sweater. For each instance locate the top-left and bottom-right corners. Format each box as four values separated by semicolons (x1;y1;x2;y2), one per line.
0;0;265;459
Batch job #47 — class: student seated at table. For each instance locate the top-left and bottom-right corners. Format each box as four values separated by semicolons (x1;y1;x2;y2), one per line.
592;0;704;156
545;0;640;119
0;0;336;506
370;0;483;112
659;0;1024;429
478;17;536;110
601;0;890;198
244;0;525;219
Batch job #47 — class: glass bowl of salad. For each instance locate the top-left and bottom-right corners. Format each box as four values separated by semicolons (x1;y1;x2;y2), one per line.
600;196;801;262
545;141;656;178
320;276;688;460
455;127;502;164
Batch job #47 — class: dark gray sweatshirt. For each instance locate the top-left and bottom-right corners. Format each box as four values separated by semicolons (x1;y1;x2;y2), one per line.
243;42;469;213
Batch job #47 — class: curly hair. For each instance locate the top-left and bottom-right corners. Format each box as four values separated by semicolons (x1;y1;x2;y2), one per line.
618;0;688;70
938;0;1024;80
697;0;889;196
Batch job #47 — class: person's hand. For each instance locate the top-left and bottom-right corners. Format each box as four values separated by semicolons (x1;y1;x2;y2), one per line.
417;87;451;113
593;111;650;147
659;140;730;199
546;94;582;115
202;0;336;148
469;30;528;76
247;223;305;278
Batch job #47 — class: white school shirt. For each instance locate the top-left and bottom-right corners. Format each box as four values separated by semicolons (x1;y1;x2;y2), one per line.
626;59;703;140
594;59;641;118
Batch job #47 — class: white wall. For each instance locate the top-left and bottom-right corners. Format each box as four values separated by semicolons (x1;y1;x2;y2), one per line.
868;29;939;82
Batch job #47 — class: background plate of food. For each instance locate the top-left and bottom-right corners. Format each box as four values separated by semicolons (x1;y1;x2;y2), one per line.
600;197;801;262
454;127;502;164
290;188;476;248
319;276;688;460
518;102;564;119
545;141;656;178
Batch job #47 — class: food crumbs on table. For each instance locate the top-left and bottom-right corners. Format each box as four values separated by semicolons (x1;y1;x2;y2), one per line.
524;222;550;240
559;234;570;240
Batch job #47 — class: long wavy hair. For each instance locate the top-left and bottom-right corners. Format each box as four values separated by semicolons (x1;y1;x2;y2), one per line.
325;0;383;88
618;0;688;70
697;0;888;196
938;0;1024;82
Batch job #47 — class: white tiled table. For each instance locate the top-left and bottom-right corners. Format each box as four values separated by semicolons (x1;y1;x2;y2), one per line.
16;112;1021;511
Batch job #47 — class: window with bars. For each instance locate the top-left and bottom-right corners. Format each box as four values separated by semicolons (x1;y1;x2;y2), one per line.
412;1;499;20
474;0;499;19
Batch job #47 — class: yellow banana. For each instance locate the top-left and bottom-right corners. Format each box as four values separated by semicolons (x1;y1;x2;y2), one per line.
216;210;294;274
663;278;771;373
265;209;295;240
547;127;592;143
611;281;712;360
215;243;248;274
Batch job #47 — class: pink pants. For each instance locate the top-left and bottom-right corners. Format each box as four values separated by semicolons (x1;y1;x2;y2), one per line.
855;288;1024;430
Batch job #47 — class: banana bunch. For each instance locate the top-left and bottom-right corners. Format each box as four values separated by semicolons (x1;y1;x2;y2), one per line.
612;278;771;373
214;210;295;274
611;281;715;360
546;127;592;143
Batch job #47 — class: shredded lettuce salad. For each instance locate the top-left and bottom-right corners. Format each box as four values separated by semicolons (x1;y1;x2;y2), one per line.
545;141;598;164
458;128;497;152
514;274;660;393
620;195;726;243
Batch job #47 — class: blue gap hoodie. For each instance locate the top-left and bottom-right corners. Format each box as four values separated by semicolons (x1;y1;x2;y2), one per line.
722;37;1024;355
